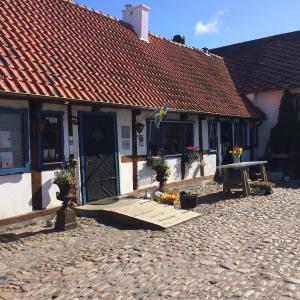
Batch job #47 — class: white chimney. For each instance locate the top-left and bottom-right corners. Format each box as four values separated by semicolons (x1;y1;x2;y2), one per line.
122;4;150;42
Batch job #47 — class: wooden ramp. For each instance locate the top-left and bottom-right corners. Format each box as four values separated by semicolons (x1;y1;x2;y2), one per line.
76;199;200;229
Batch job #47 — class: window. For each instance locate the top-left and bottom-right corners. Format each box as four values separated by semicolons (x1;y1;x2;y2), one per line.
0;108;29;175
208;121;217;150
250;122;259;147
147;121;194;156
38;111;64;167
234;121;248;147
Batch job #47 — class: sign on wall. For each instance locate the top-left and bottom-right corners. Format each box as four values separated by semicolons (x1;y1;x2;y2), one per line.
0;131;12;148
121;126;131;151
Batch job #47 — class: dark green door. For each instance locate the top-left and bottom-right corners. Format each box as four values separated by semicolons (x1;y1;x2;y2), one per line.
80;114;118;202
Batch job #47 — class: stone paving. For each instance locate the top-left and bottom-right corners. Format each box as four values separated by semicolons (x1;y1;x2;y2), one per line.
0;181;300;299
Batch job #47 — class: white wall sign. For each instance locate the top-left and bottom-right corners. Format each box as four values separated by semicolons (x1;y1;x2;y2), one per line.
0;131;12;148
122;139;131;151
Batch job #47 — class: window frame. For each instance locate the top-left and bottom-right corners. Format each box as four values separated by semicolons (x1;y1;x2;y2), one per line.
146;120;194;158
0;107;30;176
37;110;65;170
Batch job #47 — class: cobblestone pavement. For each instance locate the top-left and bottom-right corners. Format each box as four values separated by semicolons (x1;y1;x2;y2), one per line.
0;181;300;299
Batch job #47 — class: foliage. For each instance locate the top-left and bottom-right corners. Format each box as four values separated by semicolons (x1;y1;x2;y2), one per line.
185;145;200;163
158;192;179;205
250;181;273;193
270;90;298;154
148;156;170;177
54;168;77;186
230;146;243;158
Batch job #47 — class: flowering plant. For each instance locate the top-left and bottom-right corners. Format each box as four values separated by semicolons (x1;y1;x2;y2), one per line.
159;192;179;205
230;146;243;158
185;145;200;163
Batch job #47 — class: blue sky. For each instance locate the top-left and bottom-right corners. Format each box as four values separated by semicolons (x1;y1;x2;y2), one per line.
77;0;300;49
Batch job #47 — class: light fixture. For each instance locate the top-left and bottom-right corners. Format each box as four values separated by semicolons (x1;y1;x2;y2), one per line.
135;122;145;134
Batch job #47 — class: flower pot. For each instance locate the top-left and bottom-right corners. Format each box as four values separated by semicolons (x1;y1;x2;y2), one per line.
180;193;198;209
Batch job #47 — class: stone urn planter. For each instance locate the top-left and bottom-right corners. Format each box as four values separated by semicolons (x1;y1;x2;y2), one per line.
54;169;78;231
148;156;170;191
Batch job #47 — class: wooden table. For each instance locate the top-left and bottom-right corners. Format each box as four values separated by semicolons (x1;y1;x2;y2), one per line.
217;161;268;197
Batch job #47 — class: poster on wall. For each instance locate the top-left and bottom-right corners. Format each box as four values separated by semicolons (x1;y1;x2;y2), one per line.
0;152;13;169
0;131;12;148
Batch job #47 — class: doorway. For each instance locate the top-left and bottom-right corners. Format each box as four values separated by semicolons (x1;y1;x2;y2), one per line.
78;112;119;203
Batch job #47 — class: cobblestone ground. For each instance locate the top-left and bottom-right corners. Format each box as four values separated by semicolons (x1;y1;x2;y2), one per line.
0;181;300;300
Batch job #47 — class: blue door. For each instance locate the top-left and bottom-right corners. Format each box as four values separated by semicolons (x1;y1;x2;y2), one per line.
79;113;119;203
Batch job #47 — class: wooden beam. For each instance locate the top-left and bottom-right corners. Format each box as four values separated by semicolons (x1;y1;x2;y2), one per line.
131;110;139;190
29;101;43;210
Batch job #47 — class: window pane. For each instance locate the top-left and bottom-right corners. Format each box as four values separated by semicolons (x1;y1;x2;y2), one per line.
148;121;158;156
159;122;181;155
208;122;217;150
0;112;24;169
183;123;193;148
42;115;62;163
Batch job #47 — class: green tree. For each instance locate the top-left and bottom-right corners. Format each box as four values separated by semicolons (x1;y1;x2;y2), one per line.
270;90;298;154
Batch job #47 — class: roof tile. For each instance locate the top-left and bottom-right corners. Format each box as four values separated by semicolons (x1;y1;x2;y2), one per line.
0;0;261;118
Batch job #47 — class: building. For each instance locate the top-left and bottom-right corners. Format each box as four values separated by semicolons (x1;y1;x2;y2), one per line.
212;30;300;159
0;0;262;221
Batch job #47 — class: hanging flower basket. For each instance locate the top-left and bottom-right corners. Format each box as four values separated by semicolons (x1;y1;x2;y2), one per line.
185;145;200;163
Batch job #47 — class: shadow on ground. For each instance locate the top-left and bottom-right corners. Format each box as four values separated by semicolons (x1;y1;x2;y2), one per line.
0;227;55;243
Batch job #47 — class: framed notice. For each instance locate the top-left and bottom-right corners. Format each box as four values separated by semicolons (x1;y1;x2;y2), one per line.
0;131;12;148
0;152;13;169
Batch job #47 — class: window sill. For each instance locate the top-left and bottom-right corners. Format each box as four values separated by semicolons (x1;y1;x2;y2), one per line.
0;166;30;176
41;162;64;171
163;154;182;159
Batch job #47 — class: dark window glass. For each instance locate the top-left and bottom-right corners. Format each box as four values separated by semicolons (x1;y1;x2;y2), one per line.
208;121;217;150
41;115;63;164
250;123;259;147
234;121;248;147
147;121;194;156
0;112;24;169
159;122;181;155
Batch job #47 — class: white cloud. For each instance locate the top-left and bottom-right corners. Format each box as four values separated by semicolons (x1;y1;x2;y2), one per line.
194;11;225;35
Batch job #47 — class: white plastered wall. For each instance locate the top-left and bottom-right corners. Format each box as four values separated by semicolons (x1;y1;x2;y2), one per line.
0;99;32;219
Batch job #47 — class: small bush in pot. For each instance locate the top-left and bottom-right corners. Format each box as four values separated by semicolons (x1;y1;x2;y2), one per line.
250;181;273;195
148;156;170;191
54;168;77;208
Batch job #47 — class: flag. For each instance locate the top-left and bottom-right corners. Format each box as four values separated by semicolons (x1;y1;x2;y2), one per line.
154;104;168;128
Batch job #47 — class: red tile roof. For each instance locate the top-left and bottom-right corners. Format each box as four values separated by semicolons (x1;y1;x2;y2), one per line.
212;30;300;94
0;0;261;118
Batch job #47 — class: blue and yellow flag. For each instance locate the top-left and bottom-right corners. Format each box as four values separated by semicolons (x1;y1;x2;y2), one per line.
154;104;168;128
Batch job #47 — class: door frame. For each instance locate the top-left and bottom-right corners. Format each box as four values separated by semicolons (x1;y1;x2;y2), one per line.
78;111;120;204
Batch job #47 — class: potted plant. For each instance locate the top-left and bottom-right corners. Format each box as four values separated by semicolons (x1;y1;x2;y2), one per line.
179;191;198;209
53;167;78;231
230;146;243;164
250;181;273;195
184;145;200;163
148;156;170;191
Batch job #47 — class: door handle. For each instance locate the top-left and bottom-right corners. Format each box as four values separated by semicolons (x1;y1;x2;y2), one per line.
108;177;116;180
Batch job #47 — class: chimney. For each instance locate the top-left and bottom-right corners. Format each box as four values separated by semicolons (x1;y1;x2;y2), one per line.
172;35;185;45
122;4;150;42
202;47;209;54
